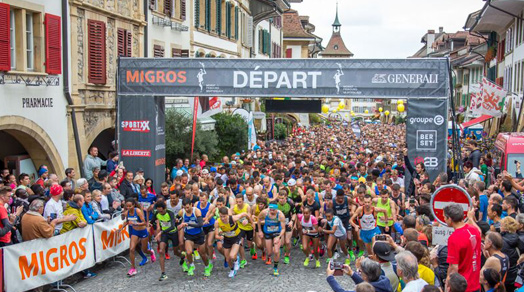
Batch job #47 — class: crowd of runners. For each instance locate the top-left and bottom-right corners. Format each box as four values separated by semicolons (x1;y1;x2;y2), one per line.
2;120;524;292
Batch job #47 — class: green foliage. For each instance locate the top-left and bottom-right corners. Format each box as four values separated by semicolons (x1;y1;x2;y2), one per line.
309;113;321;124
274;123;287;140
213;113;248;158
394;116;406;125
165;110;218;165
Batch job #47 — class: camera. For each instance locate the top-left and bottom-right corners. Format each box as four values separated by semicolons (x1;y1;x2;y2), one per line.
409;198;416;204
375;234;387;241
330;261;344;276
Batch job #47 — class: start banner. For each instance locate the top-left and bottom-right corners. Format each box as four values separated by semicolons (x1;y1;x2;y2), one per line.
93;216;130;263
2;226;95;292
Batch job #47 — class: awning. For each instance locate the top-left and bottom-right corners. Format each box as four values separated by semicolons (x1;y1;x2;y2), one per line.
461;114;493;128
468;0;524;34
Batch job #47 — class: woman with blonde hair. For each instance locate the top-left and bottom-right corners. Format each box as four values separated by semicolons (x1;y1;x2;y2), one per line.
500;216;519;292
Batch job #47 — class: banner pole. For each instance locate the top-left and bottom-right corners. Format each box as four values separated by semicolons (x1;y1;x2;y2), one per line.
191;97;199;162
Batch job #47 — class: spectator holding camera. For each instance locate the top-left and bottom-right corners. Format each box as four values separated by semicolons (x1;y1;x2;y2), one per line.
326;257;392;292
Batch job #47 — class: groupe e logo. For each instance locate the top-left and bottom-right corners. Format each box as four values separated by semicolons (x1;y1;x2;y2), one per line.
408;115;444;126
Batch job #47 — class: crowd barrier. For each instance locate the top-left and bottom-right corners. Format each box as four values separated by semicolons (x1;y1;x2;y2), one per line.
1;214;130;292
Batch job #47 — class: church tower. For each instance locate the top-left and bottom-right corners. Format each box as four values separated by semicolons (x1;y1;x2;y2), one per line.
321;2;353;58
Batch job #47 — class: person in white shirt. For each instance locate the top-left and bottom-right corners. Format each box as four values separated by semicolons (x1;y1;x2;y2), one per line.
43;185;76;234
395;251;428;292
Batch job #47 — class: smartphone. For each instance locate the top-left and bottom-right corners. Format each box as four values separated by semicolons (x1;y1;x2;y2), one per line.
50;213;57;220
375;234;387;241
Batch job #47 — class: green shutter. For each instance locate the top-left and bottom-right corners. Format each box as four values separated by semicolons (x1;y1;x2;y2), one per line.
205;0;211;32
216;0;221;35
195;0;200;28
234;7;239;40
226;2;231;38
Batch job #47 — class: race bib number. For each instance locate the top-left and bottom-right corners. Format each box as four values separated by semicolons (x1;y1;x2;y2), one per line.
141;202;151;209
224;231;236;237
160;221;171;228
239;217;248;225
267;225;279;233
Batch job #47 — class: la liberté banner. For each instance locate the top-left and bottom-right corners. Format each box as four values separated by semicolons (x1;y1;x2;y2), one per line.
117;58;450;99
2;226;95;292
93;216;130;263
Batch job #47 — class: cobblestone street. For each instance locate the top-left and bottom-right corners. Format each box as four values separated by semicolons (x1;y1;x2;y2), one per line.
72;248;356;292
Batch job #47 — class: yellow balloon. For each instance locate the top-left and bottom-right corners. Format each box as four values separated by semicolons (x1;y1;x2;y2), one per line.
385;110;390;116
397;104;405;112
333;109;338;113
351;112;355;116
338;101;345;109
365;110;369;114
345;114;349;117
322;104;329;113
379;107;383;112
397;100;404;105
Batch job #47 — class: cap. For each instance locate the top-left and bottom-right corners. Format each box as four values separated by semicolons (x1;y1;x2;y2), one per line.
287;178;296;186
375;156;383;162
269;204;278;210
373;241;396;262
50;184;63;196
136;168;144;173
358;177;366;184
210;167;217;172
231;161;237;166
202;169;209;175
176;170;184;177
38;168;48;177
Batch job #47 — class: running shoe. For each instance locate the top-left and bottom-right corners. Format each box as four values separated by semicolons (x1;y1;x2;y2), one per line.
334;251;339;260
228;269;237;278
204;264;212;277
345;258;351;265
187;265;195;276
292;237;299;246
315;260;321;268
182;261;189;272
299;244;303;250
349;250;356;262
139;258;149;266
319;246;325;257
194;250;200;260
179;257;185;266
165;252;171;260
234;259;240;271
127;268;137;277
252;252;258;260
213;251;217;260
224;259;229;268
265;258;272;265
283;256;290;264
159;273;168;281
84;271;97;279
304;257;310;267
357;250;365;258
326;257;332;264
273;267;279;276
240;259;247;268
250;247;256;256
150;250;157;263
261;252;266;261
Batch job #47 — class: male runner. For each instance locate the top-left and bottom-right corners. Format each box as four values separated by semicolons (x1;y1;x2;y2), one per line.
374;189;397;235
257;203;286;276
273;190;296;264
154;201;183;281
232;194;253;267
350;195;388;256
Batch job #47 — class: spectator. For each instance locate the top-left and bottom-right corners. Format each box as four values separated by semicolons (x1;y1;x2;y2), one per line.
76;178;89;192
109;177;125;203
475;181;488;222
421;286;441;292
466;140;481;169
84;146;107;181
444;203;481;292
395;251;428;292
60;194;88;234
21;199;72;241
500;217;519;292
120;171;139;200
171;159;188;180
372;240;400;292
357;283;376;292
326;262;352;292
43;185;68;235
62;168;76;190
91;190;111;220
405;241;435;285
0;187;22;247
480;268;506;292
145;178;156;195
107;151;119;173
446;273;468;292
34;167;48;187
17;173;34;195
327;257;393;292
483;232;509;284
502;197;518;219
81;190;99;224
464;161;481;184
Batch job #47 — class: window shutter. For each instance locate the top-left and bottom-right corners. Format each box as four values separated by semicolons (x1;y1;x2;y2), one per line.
45;14;62;75
153;44;164;57
0;3;10;71
205;0;211;32
226;2;230;38
195;0;200;28
181;0;186;20
286;48;292;58
234;6;238;40
149;0;156;10
88;19;106;84
117;28;125;57
172;48;181;57
216;0;221;35
126;31;132;57
164;0;173;16
246;16;253;47
181;49;189;57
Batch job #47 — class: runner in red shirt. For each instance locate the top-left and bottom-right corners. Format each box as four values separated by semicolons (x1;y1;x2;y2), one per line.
444;203;481;292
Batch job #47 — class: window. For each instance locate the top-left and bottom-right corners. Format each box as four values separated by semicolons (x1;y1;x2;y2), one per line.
172;48;189;57
26;13;33;70
334;45;338;50
153;44;165;57
164;0;173;17
117;28;132;57
9;10;15;70
87;19;106;84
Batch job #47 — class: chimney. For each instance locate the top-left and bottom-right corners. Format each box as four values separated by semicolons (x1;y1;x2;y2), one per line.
428;30;435;34
426;30;435;55
439;27;444;33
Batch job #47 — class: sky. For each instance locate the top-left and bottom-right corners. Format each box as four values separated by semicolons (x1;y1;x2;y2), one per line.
291;0;485;58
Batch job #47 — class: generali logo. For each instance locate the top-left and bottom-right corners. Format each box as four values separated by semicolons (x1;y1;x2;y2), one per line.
371;73;439;84
122;150;151;157
121;121;150;132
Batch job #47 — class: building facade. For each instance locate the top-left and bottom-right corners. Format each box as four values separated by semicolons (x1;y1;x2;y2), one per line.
0;0;67;178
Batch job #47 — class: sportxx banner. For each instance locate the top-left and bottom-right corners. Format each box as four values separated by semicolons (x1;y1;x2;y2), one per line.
93;216;130;263
406;98;448;187
2;226;95;292
117;58;450;99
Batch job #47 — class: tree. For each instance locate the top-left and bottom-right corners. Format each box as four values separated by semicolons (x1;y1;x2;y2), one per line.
274;123;287;140
165;110;218;165
213;113;248;158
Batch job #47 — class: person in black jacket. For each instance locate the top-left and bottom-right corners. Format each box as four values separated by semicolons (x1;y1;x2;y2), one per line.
119;171;138;200
403;148;425;197
501;216;520;292
466;140;482;169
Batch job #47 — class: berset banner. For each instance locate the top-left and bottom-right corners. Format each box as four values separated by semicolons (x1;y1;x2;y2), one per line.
117;95;165;194
2;226;95;292
117;58;449;99
406;98;448;184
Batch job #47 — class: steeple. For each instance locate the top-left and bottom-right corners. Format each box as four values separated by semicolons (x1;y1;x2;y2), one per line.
332;1;341;33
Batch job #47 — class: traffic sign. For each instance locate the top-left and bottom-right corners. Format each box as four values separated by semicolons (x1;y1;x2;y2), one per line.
430;184;472;226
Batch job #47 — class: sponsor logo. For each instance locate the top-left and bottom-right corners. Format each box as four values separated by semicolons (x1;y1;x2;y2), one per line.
121;121;150;132
414;156;439;168
371;73;439;84
125;70;187;84
416;130;437;151
408;115;446;126
155;144;165;151
122;150;151;157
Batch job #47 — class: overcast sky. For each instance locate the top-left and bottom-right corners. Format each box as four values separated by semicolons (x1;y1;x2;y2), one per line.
291;0;485;58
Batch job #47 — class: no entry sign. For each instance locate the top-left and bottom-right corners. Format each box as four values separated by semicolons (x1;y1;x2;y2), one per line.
430;184;472;225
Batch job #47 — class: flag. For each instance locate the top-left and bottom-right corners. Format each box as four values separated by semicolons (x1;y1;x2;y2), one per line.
248;111;257;150
469;83;482;116
512;94;523;117
190;97;199;161
351;121;361;139
478;77;507;117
